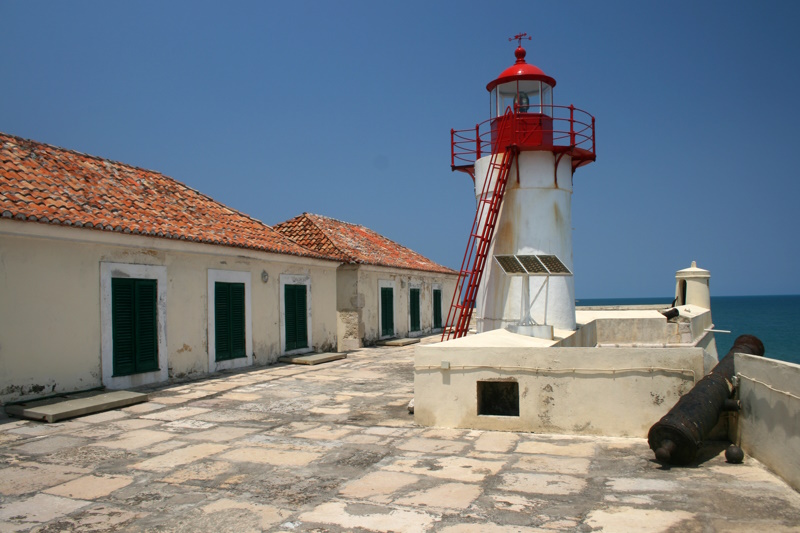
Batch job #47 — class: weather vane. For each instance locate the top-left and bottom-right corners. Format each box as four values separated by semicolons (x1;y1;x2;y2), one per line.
509;33;532;47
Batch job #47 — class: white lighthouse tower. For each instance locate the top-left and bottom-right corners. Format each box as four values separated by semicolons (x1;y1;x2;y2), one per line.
443;34;596;340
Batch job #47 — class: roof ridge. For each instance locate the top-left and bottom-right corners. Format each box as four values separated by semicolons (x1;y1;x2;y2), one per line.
305;212;455;273
309;212;444;263
273;213;347;262
0;131;275;230
1;132;168;177
306;212;360;227
302;213;357;263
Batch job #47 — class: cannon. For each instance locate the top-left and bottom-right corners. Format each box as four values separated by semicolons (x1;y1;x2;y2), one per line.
647;334;765;465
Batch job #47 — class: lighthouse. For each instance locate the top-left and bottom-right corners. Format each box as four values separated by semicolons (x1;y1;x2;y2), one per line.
443;34;596;340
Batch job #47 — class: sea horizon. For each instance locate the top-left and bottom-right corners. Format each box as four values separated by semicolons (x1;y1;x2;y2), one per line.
577;294;800;366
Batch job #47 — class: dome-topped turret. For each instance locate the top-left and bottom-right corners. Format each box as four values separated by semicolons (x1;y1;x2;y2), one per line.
487;45;556;92
485;36;556;120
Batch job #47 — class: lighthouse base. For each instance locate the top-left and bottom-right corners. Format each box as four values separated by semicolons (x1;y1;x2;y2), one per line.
507;324;553;340
473;151;577;333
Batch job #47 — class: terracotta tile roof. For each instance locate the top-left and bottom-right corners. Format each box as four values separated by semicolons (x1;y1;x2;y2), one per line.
0;132;328;259
274;213;456;275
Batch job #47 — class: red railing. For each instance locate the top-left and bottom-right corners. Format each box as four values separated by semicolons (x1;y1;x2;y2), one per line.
451;105;595;169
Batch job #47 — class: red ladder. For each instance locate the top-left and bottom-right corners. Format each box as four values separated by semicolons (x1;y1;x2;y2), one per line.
442;110;518;341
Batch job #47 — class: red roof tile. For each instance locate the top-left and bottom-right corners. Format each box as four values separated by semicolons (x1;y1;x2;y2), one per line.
0;132;327;259
274;213;456;275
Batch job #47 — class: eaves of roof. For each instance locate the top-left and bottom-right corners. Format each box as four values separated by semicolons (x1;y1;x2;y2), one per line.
0;132;331;261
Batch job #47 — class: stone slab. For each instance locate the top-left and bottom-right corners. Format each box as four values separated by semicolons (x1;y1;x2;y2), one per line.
278;352;347;365
376;338;420;346
44;474;134;499
0;337;799;531
4;390;149;423
0;493;91;531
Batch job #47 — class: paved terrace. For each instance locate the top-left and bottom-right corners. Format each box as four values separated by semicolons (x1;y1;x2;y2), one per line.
1;337;799;532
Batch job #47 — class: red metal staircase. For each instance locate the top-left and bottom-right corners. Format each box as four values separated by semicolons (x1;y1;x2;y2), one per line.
442;110;518;341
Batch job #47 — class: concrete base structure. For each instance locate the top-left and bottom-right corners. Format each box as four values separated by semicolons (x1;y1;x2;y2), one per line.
733;353;800;492
415;304;718;438
4;390;148;423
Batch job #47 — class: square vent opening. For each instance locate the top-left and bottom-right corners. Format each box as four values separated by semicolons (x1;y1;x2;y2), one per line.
477;380;519;417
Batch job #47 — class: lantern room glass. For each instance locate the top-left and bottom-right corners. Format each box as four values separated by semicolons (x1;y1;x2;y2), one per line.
491;80;553;118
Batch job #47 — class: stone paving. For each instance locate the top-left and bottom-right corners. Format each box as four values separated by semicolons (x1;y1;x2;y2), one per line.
1;336;799;532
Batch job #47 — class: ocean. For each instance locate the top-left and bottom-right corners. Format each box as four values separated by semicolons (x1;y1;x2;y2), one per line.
577;295;800;366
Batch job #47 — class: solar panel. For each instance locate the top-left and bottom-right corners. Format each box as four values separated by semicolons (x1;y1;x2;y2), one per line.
494;255;526;275
538;255;572;275
517;255;547;274
494;254;572;276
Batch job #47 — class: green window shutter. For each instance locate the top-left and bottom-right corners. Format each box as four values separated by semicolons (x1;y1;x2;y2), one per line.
134;279;159;372
285;284;297;351
230;283;246;358
294;285;308;349
285;284;308;351
215;282;246;361
215;282;231;360
112;278;158;376
112;278;136;376
381;286;394;337
433;289;442;329
410;288;420;332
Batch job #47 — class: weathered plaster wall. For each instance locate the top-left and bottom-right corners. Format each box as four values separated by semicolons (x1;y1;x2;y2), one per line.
336;265;361;311
594;318;669;345
415;339;704;437
336;265;363;351
734;353;800;492
474;151;576;332
553;321;596;347
357;265;457;345
0;226;102;400
0;220;338;404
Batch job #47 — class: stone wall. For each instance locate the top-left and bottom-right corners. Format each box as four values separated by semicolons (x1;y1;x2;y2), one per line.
733;353;800;492
415;332;704;438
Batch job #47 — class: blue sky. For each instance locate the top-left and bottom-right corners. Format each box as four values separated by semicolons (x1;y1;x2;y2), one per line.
2;1;799;298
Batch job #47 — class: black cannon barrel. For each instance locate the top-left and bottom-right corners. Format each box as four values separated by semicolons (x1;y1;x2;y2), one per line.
647;334;764;465
660;308;680;320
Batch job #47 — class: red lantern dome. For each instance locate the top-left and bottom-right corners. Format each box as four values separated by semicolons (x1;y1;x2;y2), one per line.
448;33;595;173
486;45;556;92
486;43;556;120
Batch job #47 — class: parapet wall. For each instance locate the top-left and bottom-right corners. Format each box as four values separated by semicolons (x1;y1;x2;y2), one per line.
415;339;705;438
734;353;800;492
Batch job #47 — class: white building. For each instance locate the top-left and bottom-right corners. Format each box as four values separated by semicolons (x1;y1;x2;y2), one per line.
0;132;454;404
274;213;457;351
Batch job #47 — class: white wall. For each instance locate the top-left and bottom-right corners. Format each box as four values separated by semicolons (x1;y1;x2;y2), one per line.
415;332;704;437
474;151;576;332
355;265;457;345
333;264;458;349
734;353;800;492
0;220;338;403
